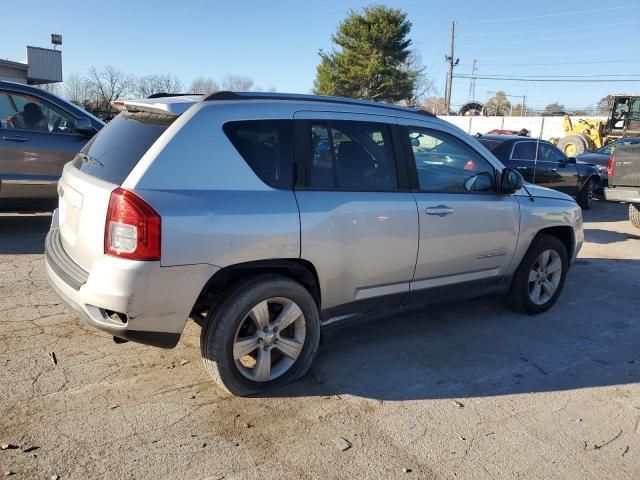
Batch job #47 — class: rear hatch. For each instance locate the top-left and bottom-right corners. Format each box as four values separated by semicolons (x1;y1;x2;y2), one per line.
610;144;640;187
58;110;177;271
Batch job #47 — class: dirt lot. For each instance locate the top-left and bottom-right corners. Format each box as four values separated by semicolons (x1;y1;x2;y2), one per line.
1;200;639;480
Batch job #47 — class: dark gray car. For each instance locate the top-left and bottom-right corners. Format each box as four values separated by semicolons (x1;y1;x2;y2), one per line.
577;137;640;169
0;80;104;209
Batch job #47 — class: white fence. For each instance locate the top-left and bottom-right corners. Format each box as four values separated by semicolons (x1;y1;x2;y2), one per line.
438;116;607;141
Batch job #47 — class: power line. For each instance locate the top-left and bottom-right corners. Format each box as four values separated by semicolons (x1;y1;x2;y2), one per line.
457;59;637;67
453;75;640;83
458;4;640;24
459;20;640;37
463;73;640;78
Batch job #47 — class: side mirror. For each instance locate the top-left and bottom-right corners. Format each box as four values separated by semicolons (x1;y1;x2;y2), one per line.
566;157;576;164
500;168;524;194
464;171;494;192
74;117;94;136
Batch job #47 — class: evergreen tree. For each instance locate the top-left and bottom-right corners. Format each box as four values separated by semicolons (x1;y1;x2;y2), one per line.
314;5;418;103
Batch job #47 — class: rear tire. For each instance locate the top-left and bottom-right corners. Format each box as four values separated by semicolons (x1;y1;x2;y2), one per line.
507;234;568;315
630;204;640;230
200;275;320;396
577;178;594;210
557;134;588;156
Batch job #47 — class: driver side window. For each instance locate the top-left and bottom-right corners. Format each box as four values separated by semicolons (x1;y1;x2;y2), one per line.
1;91;76;133
406;126;495;193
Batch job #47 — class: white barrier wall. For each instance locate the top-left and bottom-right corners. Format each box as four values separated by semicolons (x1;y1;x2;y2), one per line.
438;116;607;141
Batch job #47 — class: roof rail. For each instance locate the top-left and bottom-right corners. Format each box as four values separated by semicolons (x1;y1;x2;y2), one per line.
201;91;434;117
147;92;201;99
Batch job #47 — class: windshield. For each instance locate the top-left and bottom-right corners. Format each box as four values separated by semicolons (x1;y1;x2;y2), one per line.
72;111;175;184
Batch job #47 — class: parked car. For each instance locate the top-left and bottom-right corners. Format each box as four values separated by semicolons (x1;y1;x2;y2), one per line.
577;137;640;186
0;80;104;209
45;92;584;395
604;144;640;230
477;135;601;209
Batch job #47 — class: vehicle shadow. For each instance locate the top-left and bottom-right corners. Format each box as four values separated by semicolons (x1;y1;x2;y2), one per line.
0;214;50;254
583;199;629;223
584;228;640;244
263;258;640;401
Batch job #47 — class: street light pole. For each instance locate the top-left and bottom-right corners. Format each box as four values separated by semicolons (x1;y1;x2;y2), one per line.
445;20;456;114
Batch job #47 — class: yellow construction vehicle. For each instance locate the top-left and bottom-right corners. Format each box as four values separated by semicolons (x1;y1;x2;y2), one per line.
555;95;640;156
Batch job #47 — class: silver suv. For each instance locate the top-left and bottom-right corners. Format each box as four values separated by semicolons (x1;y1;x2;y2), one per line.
45;92;584;396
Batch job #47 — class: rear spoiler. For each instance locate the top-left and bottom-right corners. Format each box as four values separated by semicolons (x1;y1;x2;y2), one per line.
112;95;202;116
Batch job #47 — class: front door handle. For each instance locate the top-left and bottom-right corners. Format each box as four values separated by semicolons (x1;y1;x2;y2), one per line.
2;135;29;143
515;166;528;171
425;205;455;216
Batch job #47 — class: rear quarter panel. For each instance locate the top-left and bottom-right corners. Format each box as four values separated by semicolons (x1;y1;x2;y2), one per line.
126;102;301;267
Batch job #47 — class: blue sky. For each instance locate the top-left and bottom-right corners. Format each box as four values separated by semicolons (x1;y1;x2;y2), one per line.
3;0;639;110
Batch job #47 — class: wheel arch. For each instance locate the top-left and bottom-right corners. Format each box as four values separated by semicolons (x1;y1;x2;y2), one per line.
191;259;321;323
534;225;575;260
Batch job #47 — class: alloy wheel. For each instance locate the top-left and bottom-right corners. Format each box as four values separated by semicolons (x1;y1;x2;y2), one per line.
528;249;562;305
233;297;306;382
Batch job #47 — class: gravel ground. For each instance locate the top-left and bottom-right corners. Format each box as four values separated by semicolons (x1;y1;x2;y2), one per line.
1;199;639;480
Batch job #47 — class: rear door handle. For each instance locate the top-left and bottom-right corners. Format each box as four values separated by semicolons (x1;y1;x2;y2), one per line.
515;166;528;171
2;135;29;143
425;205;455;216
545;168;558;173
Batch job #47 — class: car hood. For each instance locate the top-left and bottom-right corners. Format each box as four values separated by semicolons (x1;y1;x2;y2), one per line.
514;183;576;202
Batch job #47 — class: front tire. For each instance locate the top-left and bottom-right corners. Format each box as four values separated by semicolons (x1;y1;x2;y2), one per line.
507;234;568;314
577;178;594;210
200;275;320;396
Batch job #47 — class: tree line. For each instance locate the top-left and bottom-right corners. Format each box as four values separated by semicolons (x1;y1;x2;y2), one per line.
62;67;274;117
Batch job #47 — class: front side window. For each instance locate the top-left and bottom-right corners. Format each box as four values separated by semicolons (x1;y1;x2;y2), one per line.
308;121;397;190
1;91;76;133
538;143;566;162
511;141;538;160
223;120;293;189
407;127;495;193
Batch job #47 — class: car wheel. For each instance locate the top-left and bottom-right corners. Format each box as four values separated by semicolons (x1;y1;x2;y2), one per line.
630;204;640;230
507;234;568;314
200;275;320;396
577;178;593;210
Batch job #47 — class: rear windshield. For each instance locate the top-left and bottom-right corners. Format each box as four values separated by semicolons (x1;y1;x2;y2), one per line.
477;139;503;152
72;111;175;184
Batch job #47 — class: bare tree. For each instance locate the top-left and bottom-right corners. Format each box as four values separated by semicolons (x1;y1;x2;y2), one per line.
189;77;219;94
134;74;183;98
220;75;255;92
88;65;133;112
64;72;91;106
37;83;62;95
405;51;433;104
484;91;511;116
422;96;447;115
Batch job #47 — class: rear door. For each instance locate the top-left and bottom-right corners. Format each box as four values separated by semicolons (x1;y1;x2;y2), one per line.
0;89;88;199
57;111;176;270
399;120;519;302
293;111;419;317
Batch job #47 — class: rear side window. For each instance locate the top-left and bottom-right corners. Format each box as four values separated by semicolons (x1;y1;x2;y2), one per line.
511;142;538;160
73;112;175;184
223;120;293;189
307;120;397;190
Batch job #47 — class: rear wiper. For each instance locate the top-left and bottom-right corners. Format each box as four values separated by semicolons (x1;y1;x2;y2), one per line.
77;152;103;167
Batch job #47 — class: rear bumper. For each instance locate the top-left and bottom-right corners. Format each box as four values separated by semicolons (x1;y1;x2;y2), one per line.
604;187;640;204
45;227;218;348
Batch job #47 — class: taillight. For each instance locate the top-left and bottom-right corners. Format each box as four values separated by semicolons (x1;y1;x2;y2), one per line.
105;188;161;261
608;152;615;178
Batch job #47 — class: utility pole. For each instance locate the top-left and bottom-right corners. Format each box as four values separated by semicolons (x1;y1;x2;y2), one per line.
467;59;478;102
445;20;457;114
